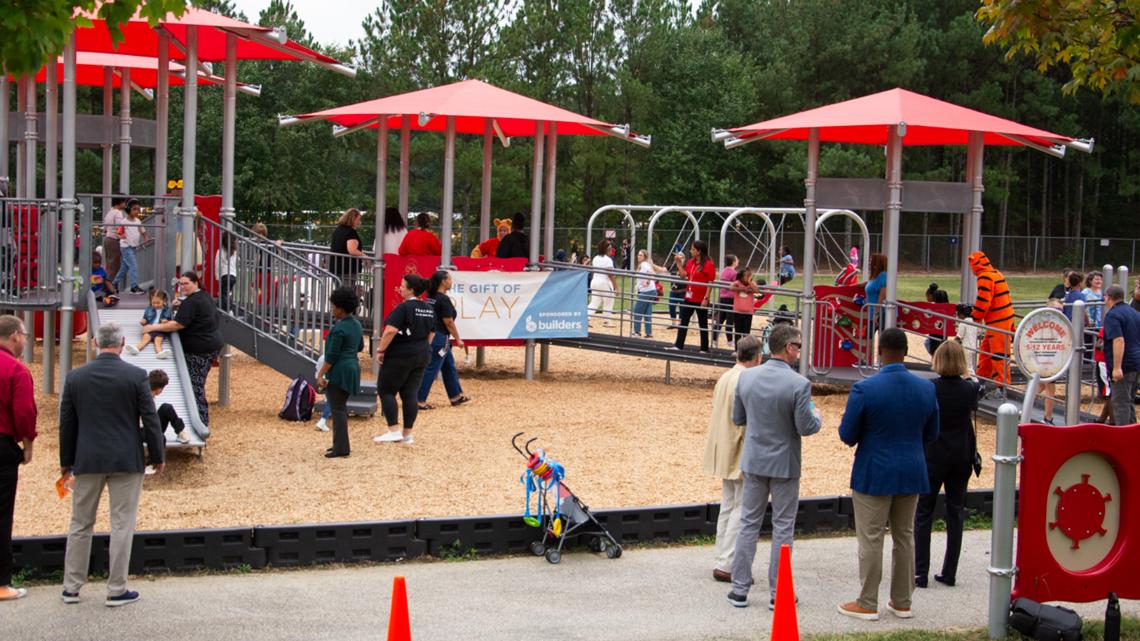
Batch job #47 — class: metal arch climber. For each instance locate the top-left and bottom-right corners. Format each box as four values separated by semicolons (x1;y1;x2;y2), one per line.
646;207;701;261
814;209;870;280
586;205;637;261
719;208;779;284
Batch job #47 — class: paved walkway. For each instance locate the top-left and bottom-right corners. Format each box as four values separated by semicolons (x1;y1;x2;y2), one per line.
6;531;1137;641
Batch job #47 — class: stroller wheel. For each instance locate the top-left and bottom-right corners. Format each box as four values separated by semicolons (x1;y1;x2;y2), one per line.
587;536;604;553
545;548;562;564
605;544;622;559
530;541;545;557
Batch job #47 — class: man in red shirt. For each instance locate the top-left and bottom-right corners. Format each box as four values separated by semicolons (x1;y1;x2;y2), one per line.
398;212;443;256
0;315;36;602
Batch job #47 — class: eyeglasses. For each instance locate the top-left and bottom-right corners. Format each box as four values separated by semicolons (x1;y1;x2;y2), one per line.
789;342;802;349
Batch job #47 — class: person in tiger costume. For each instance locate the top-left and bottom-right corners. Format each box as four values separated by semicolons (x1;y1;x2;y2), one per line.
470;218;511;258
968;250;1014;385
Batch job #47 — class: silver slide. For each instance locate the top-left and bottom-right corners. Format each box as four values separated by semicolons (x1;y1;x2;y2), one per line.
86;292;208;458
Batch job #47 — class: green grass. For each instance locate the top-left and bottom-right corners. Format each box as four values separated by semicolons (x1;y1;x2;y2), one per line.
805;617;1140;641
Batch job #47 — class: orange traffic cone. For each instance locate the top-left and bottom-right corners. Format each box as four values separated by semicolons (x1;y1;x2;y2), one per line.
387;575;411;641
770;544;799;641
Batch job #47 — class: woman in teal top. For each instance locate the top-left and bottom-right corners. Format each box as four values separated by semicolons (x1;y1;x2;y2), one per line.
316;286;364;458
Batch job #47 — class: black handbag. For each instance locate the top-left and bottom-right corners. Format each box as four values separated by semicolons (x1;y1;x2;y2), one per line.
1009;597;1083;641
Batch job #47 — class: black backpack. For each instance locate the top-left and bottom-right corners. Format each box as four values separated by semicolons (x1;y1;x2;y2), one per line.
1009;598;1083;641
279;377;317;421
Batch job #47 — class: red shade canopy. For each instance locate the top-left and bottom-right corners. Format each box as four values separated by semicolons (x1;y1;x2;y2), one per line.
73;7;349;70
729;88;1074;148
286;79;643;140
16;52;216;89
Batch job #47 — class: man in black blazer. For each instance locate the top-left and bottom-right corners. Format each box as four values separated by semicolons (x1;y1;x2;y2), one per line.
59;322;164;607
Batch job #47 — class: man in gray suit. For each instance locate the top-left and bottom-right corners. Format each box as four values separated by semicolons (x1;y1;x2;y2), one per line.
59;322;164;607
727;324;823;608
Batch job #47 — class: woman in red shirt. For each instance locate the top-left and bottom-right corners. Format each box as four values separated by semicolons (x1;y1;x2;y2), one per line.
398;213;443;256
668;240;716;353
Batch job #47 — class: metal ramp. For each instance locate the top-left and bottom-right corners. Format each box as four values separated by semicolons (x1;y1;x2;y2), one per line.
87;293;208;457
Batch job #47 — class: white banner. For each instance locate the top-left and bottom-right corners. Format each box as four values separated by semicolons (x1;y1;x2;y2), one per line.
450;270;589;340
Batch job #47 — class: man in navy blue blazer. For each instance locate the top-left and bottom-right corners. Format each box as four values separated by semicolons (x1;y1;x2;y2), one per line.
836;328;939;622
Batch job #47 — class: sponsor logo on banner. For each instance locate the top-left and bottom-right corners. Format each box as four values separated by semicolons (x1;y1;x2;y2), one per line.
451;270;588;340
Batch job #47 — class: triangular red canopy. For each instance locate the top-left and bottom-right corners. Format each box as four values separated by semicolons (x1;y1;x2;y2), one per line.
729;88;1073;148
73;7;346;67
287;79;633;138
16;52;216;89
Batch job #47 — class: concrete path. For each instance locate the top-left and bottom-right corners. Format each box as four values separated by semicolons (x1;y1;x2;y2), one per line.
6;531;1137;641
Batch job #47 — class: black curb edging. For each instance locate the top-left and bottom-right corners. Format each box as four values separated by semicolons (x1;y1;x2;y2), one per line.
13;490;996;577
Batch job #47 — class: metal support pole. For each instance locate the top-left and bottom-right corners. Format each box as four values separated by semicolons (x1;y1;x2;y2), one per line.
216;34;239;407
373;118;388;377
14;76;24;200
24;75;37;199
220;34;237;222
118;68;131;195
45;63;58;202
799;129;820;377
59;34;77;384
399;115;410;216
883;126;904;330
154;33;169;203
963;133;984;302
440;115;456;267
476;121;493;369
988;402;1021;639
524;122;546;381
1103;265;1114;296
180;26;199;273
540;125;558;374
102;69;112;216
0;76;8;191
1065;300;1085;426
1118;265;1130;292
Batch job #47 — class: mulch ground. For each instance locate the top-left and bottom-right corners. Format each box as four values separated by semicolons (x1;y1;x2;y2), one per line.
14;332;1005;537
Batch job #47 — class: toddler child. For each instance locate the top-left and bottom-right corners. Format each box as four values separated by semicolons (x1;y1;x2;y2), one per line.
90;252;119;306
126;290;173;358
150;369;189;445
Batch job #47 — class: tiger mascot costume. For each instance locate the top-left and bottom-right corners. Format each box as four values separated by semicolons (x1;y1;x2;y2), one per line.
968;250;1014;384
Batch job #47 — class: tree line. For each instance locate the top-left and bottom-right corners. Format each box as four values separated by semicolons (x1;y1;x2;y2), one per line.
54;0;1140;264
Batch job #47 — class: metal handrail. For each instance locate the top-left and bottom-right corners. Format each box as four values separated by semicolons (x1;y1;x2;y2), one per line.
198;216;341;362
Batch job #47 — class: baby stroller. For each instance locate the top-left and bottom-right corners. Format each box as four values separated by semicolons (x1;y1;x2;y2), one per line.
513;432;622;564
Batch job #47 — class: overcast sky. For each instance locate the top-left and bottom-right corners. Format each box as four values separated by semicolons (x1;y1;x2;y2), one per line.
230;0;373;47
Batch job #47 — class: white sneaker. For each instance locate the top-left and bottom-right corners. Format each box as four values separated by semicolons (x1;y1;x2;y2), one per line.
144;465;156;476
315;418;329;432
176;431;190;444
124;345;139;355
402;434;415;445
373;430;404;443
156;349;172;360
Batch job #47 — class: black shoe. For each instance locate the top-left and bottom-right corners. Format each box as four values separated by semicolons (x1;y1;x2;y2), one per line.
934;574;955;587
769;595;800;610
61;591;80;604
324;451;349;458
129;287;145;295
105;590;140;607
915;575;928;588
727;591;748;608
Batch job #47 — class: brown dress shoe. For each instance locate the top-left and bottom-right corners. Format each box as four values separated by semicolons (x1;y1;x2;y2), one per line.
713;569;732;583
837;601;879;621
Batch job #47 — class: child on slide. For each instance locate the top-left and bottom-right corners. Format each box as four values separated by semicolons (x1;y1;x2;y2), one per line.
126;290;174;358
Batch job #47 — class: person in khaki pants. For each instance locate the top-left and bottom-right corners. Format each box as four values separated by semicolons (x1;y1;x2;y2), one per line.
837;328;939;621
59;322;164;607
700;336;763;583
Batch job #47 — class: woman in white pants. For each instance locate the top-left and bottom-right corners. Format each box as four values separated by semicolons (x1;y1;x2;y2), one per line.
590;239;617;326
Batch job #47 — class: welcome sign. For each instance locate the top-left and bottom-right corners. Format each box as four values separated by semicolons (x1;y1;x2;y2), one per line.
451;270;588;340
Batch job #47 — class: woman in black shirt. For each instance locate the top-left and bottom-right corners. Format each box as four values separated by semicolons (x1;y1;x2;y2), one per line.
329;208;366;288
373;274;435;445
147;271;224;426
915;340;981;589
416;270;469;410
